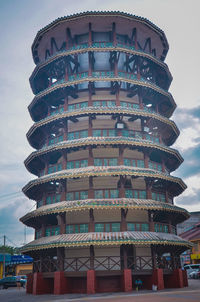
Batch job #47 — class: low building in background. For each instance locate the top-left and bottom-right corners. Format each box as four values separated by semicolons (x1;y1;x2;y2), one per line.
177;212;200;235
0;254;33;278
180;223;200;265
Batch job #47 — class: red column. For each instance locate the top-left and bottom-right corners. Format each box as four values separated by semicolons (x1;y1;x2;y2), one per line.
26;273;33;294
151;268;164;290
33;272;53;295
54;271;68;294
123;269;132;292
164;268;184;288
182;269;188;287
87;270;96;294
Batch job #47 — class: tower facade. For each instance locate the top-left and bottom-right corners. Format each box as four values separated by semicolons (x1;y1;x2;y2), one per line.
21;12;191;294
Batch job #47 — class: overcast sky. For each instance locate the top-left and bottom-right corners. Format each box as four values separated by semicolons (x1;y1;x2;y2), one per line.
0;0;199;247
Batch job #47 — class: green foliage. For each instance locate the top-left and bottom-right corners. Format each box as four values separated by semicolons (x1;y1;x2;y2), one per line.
0;245;19;255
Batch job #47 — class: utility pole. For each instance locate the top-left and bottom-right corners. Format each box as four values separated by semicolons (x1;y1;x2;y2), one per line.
3;235;6;278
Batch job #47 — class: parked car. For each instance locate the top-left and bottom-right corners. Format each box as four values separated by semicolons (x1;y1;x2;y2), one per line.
0;276;26;289
189;269;200;279
184;264;200;278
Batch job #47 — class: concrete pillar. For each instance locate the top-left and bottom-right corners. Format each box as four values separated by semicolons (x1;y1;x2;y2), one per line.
151;268;164;290
123;269;132;292
164;268;184;288
87;270;96;294
26;273;33;294
182;269;188;287
33;272;53;295
54;271;68;295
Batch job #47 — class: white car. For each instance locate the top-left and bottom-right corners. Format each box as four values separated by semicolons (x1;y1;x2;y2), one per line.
189;269;200;279
184;264;200;278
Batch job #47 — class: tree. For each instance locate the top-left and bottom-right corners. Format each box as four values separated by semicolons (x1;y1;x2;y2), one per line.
0;245;19;255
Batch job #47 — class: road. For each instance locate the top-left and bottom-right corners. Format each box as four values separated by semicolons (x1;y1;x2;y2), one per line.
0;280;199;302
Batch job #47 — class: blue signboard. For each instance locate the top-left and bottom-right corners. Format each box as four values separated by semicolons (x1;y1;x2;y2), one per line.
9;255;33;264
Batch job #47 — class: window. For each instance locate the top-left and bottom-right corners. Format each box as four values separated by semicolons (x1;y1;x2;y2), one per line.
48;135;64;146
66;225;74;234
67;159;88;169
137;160;144;168
80;191;88;199
93;100;115;107
66;191;88;201
105;223;110;232
95;223;104;232
93;129;101;137
141;223;149;231
79;224;88;233
94;158;117;166
127;223;135;231
152;192;166;202
110;189;119;198
68;130;88;140
94;189;119;198
139;191;146;199
125;190;146;199
125;190;133;198
95;190;103;198
111;223;120;232
67;161;74;169
66;192;73;201
46;194;61;205
48;163;62;174
94;158;102;166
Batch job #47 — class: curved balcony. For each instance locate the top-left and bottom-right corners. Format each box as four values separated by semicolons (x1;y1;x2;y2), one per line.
28;71;176;120
27;105;179;148
25;136;183;175
22;165;187;199
30;41;172;94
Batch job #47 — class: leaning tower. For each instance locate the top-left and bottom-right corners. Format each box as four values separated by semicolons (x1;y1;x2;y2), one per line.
21;12;191;295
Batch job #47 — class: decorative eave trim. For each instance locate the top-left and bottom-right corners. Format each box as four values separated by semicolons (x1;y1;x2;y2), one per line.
20;231;192;253
22;166;187;197
20;198;189;224
24;137;183;170
27;106;179;142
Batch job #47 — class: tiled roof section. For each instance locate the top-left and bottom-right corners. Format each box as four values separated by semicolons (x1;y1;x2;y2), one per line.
20;198;189;223
32;11;169;62
22;165;187;196
25;137;183;169
27;106;179;140
21;231;192;252
180;224;200;241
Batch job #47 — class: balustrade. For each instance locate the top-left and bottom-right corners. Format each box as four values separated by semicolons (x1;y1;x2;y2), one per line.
33;254;181;273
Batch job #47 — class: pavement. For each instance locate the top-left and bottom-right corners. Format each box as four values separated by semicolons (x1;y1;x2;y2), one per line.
0;279;200;302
